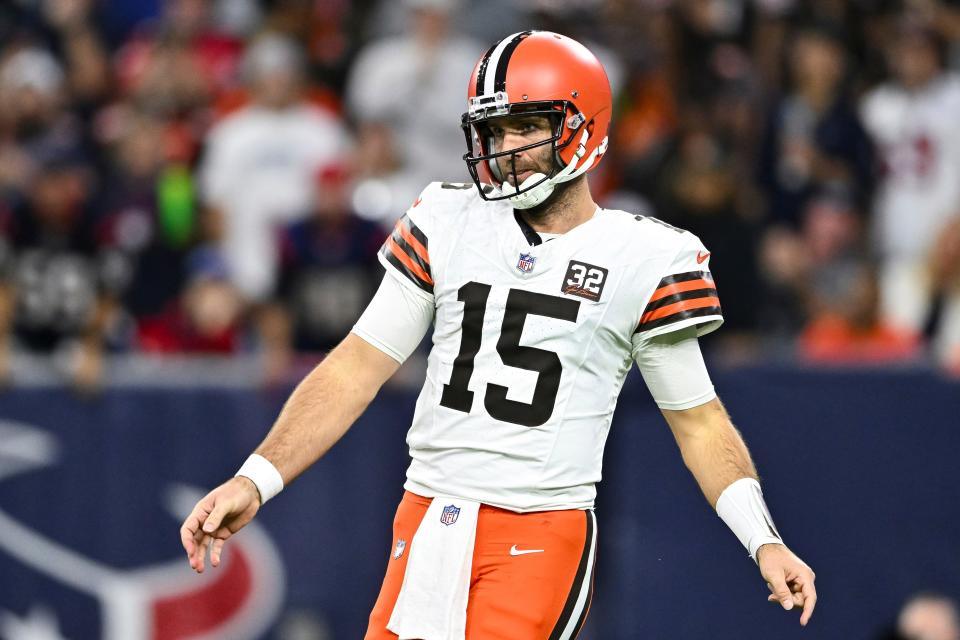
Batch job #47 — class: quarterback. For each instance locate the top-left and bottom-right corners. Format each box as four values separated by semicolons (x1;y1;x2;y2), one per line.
181;31;817;638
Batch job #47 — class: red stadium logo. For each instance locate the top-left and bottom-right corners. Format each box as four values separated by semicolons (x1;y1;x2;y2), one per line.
0;420;285;640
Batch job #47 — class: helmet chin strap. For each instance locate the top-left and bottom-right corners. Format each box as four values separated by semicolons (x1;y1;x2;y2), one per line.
495;129;609;210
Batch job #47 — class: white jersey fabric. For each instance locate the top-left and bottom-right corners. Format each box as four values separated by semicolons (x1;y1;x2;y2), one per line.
367;182;723;512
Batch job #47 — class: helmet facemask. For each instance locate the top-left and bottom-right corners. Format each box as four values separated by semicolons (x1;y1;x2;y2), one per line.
461;95;602;209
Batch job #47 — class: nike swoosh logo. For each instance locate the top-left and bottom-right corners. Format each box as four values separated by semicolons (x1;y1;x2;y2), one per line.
509;545;545;556
696;251;710;264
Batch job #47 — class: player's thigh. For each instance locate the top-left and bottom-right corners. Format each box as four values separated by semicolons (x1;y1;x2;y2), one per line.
465;508;597;640
364;491;431;640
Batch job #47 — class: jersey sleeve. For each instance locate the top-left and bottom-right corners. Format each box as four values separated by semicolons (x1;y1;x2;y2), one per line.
378;188;435;301
352;272;434;364
633;234;724;340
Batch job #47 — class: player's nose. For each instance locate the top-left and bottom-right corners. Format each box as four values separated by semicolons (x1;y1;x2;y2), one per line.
500;131;530;155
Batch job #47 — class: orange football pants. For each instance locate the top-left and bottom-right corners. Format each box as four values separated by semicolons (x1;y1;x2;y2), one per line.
365;491;597;639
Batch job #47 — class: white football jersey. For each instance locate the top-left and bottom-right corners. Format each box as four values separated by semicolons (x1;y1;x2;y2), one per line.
378;182;723;512
861;73;960;258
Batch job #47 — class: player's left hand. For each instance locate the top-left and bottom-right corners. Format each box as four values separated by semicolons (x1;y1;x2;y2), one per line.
756;543;817;626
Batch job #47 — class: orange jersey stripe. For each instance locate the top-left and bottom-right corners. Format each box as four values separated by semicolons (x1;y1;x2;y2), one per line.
387;237;434;285
396;221;430;265
640;295;720;324
648;278;715;303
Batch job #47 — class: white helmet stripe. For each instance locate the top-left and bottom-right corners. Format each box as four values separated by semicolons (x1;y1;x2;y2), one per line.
483;31;526;96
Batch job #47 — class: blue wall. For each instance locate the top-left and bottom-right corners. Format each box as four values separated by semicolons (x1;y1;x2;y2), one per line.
0;366;958;639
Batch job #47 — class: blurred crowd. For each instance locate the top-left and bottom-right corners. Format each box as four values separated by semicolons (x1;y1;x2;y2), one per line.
1;0;960;390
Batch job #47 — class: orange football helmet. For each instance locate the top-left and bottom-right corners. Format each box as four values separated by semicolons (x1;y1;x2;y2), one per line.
461;31;611;209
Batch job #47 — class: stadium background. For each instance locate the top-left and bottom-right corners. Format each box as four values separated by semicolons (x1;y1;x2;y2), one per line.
1;0;959;638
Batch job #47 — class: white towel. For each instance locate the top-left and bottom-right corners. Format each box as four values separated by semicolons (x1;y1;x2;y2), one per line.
387;496;480;640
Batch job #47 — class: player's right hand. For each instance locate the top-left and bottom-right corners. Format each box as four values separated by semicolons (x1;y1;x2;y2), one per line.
179;477;261;573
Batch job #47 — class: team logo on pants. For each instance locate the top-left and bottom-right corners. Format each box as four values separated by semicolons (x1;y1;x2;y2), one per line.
440;504;461;526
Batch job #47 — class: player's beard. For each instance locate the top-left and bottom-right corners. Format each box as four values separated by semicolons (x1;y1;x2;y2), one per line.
496;144;580;220
519;174;584;222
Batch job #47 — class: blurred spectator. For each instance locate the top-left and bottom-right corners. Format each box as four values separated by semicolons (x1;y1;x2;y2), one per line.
799;257;920;364
601;4;678;198
770;189;923;363
672;0;758;104
115;0;244;109
757;24;872;228
42;0;111;105
93;110;194;323
0;153;123;390
0;45;87;206
895;592;960;640
259;0;362;94
345;0;481;224
270;163;385;354
752;24;873;342
137;247;243;354
860;22;960;368
199;33;349;302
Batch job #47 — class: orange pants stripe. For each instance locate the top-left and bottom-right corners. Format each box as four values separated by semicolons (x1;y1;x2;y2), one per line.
365;492;597;639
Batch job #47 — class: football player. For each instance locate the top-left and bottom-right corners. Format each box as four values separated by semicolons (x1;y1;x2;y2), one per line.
181;31;817;638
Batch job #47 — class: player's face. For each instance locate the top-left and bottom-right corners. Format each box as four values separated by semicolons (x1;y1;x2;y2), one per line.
487;114;555;186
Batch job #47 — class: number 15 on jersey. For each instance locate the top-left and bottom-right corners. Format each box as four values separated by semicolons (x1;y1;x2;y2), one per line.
439;282;580;428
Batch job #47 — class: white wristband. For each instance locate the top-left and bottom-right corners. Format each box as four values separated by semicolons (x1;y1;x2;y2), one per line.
715;477;784;562
235;454;284;504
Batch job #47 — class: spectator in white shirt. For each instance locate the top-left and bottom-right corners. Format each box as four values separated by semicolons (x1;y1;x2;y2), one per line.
860;23;960;369
199;33;349;301
345;0;482;225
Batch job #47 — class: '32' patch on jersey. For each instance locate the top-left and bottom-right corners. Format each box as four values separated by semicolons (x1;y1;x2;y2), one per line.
561;260;608;302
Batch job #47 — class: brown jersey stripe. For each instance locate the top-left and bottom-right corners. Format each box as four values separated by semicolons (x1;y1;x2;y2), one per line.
641;295;720;325
404;216;429;251
644;287;718;314
394;221;429;265
636;305;723;333
656;270;710;286
648;277;715;303
381;241;433;292
389;231;432;282
388;215;432;283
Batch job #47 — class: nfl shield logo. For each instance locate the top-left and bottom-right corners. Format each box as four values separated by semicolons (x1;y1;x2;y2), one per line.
517;253;536;273
440;504;460;526
393;538;406;559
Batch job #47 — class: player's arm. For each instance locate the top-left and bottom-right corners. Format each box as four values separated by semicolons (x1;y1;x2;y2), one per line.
661;397;756;505
254;332;401;483
180;272;433;572
635;328;817;626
